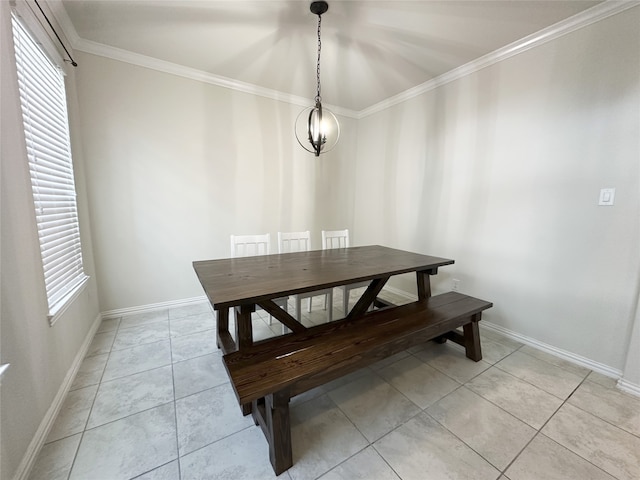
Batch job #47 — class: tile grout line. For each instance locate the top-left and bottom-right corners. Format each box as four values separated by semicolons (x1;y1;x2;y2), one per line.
68;311;185;479
307;378;399;480
32;309;211;480
307;339;486;479
564;385;640;440
92;311;222;476
288;302;371;480
172;424;256;464
419;342;529;476
168;313;182;480
406;341;497;387
496;374;617;479
410;342;551;477
419;409;505;476
95;309;206;477
64;316;122;480
308;331;526;478
129;460;177;480
414;340;592;478
453;346;565;431
488;344;586;403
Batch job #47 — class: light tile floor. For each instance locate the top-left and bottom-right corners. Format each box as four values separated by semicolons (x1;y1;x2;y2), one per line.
29;289;640;480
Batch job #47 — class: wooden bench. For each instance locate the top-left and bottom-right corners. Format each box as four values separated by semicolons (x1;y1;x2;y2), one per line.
223;291;493;475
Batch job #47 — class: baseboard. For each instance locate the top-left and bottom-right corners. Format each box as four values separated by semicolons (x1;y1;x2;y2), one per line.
617;378;640;397
101;295;209;319
13;312;102;480
481;321;623;379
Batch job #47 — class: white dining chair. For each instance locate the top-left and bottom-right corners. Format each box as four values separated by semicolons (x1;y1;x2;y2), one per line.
278;231;333;323
230;233;271;257
321;229;371;315
230;233;288;328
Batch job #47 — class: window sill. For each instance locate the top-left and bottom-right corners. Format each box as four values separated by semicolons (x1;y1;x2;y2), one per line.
48;275;90;327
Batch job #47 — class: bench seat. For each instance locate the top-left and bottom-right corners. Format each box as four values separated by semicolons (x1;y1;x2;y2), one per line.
223;291;492;474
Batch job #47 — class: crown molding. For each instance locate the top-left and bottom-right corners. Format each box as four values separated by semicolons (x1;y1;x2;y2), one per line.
357;0;640;118
49;0;638;119
46;0;357;118
70;36;355;119
73;36;358;118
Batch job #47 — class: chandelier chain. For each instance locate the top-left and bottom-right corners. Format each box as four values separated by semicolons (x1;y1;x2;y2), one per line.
315;13;322;103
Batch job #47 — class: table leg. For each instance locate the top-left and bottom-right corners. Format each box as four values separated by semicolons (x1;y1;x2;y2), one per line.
235;304;255;415
235;304;255;350
416;270;432;300
216;308;228;349
214;308;237;354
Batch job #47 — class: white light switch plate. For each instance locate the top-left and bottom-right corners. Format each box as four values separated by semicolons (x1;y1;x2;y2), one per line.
599;188;615;206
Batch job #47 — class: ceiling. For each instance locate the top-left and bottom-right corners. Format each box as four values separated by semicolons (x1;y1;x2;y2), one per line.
60;1;602;112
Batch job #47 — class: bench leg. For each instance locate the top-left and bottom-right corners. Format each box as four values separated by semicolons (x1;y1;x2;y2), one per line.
463;313;482;361
268;391;293;475
252;391;293;475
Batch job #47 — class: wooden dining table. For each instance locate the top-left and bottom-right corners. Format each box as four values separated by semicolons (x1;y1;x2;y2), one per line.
193;245;455;355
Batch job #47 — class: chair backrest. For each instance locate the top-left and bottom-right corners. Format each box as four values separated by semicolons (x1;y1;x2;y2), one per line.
321;229;350;249
230;233;271;257
277;231;311;253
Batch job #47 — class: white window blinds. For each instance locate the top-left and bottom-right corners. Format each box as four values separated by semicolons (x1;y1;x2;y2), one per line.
12;14;88;323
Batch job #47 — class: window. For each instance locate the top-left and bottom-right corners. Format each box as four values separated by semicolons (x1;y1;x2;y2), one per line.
12;14;88;325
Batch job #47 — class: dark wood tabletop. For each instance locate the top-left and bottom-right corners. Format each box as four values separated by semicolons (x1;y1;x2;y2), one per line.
193;245;454;309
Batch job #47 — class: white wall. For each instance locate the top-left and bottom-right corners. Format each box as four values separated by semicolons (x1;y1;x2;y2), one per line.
353;7;640;372
0;2;101;479
73;53;358;312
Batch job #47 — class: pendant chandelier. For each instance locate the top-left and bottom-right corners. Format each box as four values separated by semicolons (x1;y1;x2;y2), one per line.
295;1;340;156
